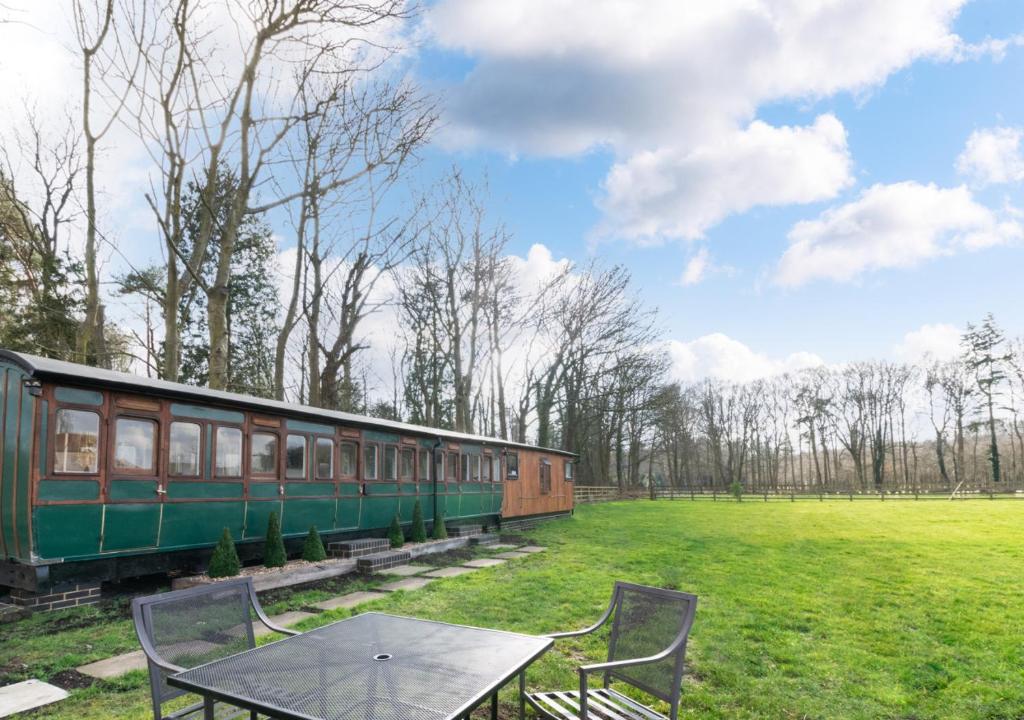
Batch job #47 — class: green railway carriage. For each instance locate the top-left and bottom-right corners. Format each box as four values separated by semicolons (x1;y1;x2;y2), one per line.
0;351;574;595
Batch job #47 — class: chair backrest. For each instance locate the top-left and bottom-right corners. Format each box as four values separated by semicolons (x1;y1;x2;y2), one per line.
605;582;697;706
132;578;260;717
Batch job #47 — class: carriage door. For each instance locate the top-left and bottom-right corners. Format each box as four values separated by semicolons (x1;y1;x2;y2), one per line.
101;400;162;552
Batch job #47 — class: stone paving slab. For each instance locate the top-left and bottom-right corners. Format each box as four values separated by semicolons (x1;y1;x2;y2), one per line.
254;610;317;637
486;543;519;550
311;591;387;612
379;564;434;577
463;558;507;568
379;577;435;593
421;566;477;579
518;546;547;553
0;679;69;717
78;650;146;680
493;551;531;560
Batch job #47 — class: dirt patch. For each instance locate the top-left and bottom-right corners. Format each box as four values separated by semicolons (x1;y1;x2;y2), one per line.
423;546;477;565
49;669;95;691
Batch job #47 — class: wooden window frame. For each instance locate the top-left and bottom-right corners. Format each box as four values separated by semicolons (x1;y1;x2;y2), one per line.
52;405;104;476
400;446;416;481
383;444;399;482
213;425;245;479
363;442;379;481
249;430;280;479
314;436;335;481
339;440;359;480
110;414;159;477
505;451;519;481
167;419;203;479
417;448;431;481
285;433;309;481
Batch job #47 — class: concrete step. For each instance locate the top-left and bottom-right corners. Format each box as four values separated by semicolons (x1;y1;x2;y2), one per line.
447;524;484;537
356;549;412;574
328;538;391;559
311;591;387;612
468;533;499;546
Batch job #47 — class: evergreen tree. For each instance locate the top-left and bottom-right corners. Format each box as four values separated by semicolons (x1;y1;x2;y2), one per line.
176;167;281;397
302;525;327;562
410;500;427;543
208;528;241;578
388;514;404;548
432;511;448;540
962;314;1011;483
264;512;287;568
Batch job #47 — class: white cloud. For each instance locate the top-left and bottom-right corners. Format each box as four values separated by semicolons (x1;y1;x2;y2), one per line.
424;0;998;240
679;249;710;286
667;333;823;384
598;114;852;242
956;126;1024;186
775;181;1023;286
894;323;963;363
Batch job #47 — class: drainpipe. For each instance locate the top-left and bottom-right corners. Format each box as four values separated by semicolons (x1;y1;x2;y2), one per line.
432;436;443;530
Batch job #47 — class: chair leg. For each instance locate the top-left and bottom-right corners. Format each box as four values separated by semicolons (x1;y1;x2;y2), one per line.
519;670;526;720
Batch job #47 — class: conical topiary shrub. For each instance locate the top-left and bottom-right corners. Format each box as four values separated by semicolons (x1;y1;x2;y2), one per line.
302;525;327;562
432;511;448;540
388;514;404;548
264;511;287;568
208;527;241;578
410;500;427;543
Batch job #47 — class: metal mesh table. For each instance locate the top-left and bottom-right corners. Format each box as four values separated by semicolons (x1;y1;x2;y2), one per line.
168;612;553;720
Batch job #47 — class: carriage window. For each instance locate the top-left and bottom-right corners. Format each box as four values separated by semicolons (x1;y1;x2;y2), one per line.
316;438;334;479
340;442;357;477
481;455;492;482
364;443;378;480
540;460;552;494
114;418;156;473
492;456;501;483
446;452;458;482
384;446;398;481
506;452;519;480
435;452;445;482
418;449;431;480
169;421;201;476
565;460;574;481
215;427;243;477
54;409;100;474
401;448;415;480
286;435;306;479
251;433;278;475
460;453;470;482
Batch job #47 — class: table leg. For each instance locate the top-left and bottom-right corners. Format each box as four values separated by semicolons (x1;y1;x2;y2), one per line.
203;696;215;720
491;691;499;720
519;670;526;720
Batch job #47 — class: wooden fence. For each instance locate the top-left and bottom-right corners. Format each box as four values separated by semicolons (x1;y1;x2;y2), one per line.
573;485;1024;504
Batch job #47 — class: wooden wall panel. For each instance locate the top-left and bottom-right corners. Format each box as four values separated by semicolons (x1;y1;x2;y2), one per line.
500;449;573;518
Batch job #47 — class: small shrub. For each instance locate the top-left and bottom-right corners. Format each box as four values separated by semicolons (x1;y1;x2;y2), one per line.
264;511;287;568
432;511;448;540
388;514;405;548
729;480;743;501
208;527;241;578
302;525;327;562
410;500;427;543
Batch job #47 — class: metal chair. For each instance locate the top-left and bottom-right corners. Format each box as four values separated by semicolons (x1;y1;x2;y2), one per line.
131;577;299;720
526;582;697;720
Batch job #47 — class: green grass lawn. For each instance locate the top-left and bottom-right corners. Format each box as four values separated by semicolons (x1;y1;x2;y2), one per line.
4;500;1023;719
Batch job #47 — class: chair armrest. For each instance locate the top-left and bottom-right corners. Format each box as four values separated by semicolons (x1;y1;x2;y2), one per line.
257;616;301;637
545;596;617;639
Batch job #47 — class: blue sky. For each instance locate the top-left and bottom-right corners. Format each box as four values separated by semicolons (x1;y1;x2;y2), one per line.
1;0;1022;384
406;0;1024;377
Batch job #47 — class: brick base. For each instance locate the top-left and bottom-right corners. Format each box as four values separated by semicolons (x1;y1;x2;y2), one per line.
10;582;101;612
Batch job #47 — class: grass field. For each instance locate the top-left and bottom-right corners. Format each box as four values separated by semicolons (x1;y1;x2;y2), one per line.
3;500;1023;719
